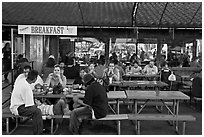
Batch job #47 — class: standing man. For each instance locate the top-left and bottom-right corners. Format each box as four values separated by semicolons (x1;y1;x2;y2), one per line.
10;70;43;135
69;73;108;134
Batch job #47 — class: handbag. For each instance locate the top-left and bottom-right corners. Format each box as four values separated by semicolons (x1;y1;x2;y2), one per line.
52;83;63;94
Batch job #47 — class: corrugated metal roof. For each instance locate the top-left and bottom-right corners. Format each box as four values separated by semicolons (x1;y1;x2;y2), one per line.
2;2;202;28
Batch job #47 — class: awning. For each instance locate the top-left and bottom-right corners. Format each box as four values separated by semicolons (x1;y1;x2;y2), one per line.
2;2;202;28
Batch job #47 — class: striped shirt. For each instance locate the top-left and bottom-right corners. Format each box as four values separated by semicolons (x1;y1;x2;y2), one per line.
37;104;54;115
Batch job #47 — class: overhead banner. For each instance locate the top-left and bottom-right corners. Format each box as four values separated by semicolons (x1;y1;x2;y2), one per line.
18;25;77;35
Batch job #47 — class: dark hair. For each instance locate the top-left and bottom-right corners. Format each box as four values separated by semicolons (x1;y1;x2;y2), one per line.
54;64;60;68
46;58;55;67
114;60;119;65
24;65;31;70
27;70;38;81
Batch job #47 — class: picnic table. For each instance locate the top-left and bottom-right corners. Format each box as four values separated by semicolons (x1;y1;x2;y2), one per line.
34;90;127;114
109;80;168;91
125;90;190;132
124;73;160;81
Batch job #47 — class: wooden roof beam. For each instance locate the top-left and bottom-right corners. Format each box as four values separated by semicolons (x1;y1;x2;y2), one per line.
78;2;85;26
158;2;168;27
132;2;139;27
188;3;202;25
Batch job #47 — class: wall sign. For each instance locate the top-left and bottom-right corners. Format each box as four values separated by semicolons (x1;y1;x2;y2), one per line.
18;25;77;35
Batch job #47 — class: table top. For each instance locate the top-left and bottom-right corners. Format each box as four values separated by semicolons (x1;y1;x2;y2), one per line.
67;79;75;85
34;90;127;99
110;80;168;87
182;81;192;86
125;73;160;78
126;90;190;100
107;91;127;99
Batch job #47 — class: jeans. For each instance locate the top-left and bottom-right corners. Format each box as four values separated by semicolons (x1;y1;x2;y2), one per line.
69;106;92;134
18;104;43;135
53;98;67;115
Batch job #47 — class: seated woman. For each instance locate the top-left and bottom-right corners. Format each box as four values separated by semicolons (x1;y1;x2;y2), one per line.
125;63;132;74
129;61;142;74
35;97;71;117
103;61;120;82
46;64;67;92
73;68;88;86
88;62;97;77
103;61;120;91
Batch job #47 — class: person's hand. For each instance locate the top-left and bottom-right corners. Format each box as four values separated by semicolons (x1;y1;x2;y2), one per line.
56;73;61;79
73;95;79;103
48;73;53;78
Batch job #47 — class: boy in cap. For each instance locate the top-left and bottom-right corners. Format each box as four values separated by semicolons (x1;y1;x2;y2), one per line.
69;73;108;134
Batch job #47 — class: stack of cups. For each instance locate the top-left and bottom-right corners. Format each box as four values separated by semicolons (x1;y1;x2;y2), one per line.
68;85;73;94
109;77;113;84
43;83;48;94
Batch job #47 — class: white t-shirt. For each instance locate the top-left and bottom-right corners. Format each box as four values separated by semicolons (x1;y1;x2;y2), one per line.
14;74;43;90
10;79;35;115
143;65;158;75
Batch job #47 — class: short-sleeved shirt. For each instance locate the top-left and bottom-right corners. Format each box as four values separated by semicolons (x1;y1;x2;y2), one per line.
14;74;43;90
83;81;108;119
10;79;34;115
143;65;158;75
130;66;142;74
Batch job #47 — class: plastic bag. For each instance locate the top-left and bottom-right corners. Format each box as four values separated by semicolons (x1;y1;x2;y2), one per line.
168;73;176;81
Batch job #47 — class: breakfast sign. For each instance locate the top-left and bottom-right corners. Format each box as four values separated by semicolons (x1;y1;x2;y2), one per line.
18;25;77;35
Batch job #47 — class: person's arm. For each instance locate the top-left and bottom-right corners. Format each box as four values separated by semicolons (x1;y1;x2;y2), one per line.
113;68;120;81
102;69;108;78
143;66;147;74
23;86;35;107
73;95;89;107
154;66;158;74
58;75;66;88
45;73;53;87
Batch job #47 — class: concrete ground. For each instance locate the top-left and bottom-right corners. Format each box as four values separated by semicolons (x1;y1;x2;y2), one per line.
2;72;202;135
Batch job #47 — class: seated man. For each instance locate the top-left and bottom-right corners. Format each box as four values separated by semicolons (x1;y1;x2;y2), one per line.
10;70;43;135
69;74;108;134
14;64;43;91
192;71;202;98
143;60;158;75
160;62;172;85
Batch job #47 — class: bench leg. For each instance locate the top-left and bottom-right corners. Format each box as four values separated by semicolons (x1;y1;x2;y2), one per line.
51;119;54;134
137;121;140;135
117;121;121;135
6;118;9;134
182;121;186;135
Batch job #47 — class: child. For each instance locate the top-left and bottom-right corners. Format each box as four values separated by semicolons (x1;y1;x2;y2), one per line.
35;97;71;116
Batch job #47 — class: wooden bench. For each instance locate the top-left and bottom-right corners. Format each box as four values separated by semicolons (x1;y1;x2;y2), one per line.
50;114;128;135
128;114;196;135
2;111;128;135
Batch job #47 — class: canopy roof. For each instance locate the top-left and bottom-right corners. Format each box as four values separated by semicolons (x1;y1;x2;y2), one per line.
2;2;202;28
